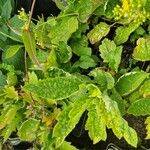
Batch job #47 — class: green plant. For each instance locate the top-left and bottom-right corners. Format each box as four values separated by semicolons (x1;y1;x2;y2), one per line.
0;0;150;149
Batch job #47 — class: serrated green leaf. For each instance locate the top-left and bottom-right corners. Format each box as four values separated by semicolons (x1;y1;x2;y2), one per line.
4;86;18;100
3;113;22;142
99;38;123;72
122;119;138;148
114;23;139;45
139;79;150;97
102;93;123;139
85;98;107;144
88;22;110;44
133;37;150;61
35;17;56;48
70;35;91;56
24;76;82;100
115;72;149;96
48;16;78;44
53;96;89;147
74;56;97;69
128;98;150;116
5;45;23;59
47;49;58;67
28;71;38;84
0;63;15;72
102;93;138;147
56;42;72;63
89;68;115;91
18;118;40;142
0;105;17;130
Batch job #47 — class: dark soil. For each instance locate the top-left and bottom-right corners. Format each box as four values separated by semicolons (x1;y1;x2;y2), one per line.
66;114;150;150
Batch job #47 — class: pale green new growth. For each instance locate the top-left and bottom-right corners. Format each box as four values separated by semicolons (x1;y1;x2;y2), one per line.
99;38;122;72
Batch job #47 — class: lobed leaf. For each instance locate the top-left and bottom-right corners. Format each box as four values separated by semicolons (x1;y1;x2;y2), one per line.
85;98;107;144
102;93;138;147
99;38;123;72
4;86;18;100
35;17;56;48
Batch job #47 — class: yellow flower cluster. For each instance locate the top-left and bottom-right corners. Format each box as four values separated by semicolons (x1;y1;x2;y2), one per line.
113;0;150;24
